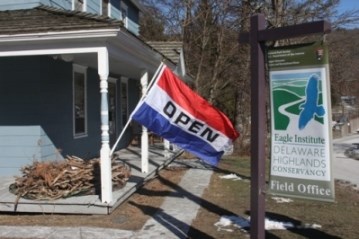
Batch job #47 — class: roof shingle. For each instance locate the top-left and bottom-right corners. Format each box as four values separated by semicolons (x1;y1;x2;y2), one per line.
147;41;183;64
0;5;122;35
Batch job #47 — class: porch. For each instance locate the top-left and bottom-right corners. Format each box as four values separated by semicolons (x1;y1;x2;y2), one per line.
0;145;182;215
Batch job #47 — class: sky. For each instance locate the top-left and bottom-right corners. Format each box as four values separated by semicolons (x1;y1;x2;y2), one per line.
337;0;359;13
336;0;359;28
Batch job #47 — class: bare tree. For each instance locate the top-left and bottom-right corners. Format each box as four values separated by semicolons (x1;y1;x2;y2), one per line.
139;0;359;155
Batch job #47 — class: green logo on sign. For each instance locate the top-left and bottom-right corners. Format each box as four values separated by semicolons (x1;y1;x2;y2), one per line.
272;72;325;130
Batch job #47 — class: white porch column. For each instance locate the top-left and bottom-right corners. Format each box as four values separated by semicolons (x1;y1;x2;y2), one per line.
140;70;149;173
98;48;112;203
164;139;171;158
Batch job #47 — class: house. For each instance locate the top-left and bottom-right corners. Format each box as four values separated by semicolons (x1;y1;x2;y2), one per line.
0;0;186;203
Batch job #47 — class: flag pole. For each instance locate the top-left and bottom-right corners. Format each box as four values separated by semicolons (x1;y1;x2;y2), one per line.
109;62;165;156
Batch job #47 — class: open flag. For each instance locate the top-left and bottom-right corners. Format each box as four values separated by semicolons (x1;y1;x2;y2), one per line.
132;64;239;165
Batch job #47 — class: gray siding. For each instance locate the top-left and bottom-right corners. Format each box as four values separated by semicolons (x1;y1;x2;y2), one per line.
0;0;40;10
44;0;72;10
87;0;101;14
0;56;101;160
0;126;64;176
0;55;140;170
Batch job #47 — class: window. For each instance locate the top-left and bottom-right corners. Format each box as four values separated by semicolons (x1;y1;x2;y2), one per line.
121;77;128;127
73;65;87;138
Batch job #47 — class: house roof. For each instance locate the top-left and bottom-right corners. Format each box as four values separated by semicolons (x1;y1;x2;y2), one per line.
147;41;183;64
0;5;123;35
0;6;185;79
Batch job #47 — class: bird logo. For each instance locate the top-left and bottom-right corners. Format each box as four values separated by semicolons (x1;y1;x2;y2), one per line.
298;74;325;130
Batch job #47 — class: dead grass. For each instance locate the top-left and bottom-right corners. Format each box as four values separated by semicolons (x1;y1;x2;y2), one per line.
188;156;359;239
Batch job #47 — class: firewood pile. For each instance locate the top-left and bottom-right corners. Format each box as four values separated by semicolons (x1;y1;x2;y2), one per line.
9;156;131;201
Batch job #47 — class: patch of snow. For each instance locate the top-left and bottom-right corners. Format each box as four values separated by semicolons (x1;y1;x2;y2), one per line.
265;218;294;230
214;215;322;232
214;215;250;232
301;223;322;229
271;197;293;203
219;174;242;180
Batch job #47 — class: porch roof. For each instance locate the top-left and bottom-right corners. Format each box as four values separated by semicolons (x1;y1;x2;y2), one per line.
147;41;183;64
0;5;176;79
0;5;123;35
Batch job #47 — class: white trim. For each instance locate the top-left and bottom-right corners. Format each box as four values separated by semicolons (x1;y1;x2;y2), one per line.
0;29;119;43
83;0;87;12
0;47;106;57
108;2;112;18
97;48;112;203
73;64;88;139
120;2;129;28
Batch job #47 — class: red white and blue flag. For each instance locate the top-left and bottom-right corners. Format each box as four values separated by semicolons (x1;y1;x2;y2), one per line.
132;64;239;165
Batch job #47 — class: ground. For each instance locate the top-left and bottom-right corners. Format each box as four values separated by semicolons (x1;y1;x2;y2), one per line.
0;166;187;231
0;156;358;239
188;156;359;239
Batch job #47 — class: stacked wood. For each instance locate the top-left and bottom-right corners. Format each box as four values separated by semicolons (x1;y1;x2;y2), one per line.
9;156;131;201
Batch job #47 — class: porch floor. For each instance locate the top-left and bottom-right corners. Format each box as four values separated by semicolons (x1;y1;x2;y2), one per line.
0;146;182;215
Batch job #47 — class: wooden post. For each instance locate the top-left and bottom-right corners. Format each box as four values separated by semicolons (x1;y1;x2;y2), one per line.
249;14;266;239
98;48;113;204
239;14;331;239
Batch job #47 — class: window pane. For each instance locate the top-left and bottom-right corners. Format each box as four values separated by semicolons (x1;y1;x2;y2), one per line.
74;72;86;135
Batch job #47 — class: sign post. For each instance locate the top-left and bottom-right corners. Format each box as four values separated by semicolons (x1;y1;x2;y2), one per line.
239;14;331;239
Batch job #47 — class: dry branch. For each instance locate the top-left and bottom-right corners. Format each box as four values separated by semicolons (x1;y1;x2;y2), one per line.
9;156;131;201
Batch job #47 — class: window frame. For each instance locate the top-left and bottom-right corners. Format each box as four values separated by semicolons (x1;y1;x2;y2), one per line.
73;64;88;139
